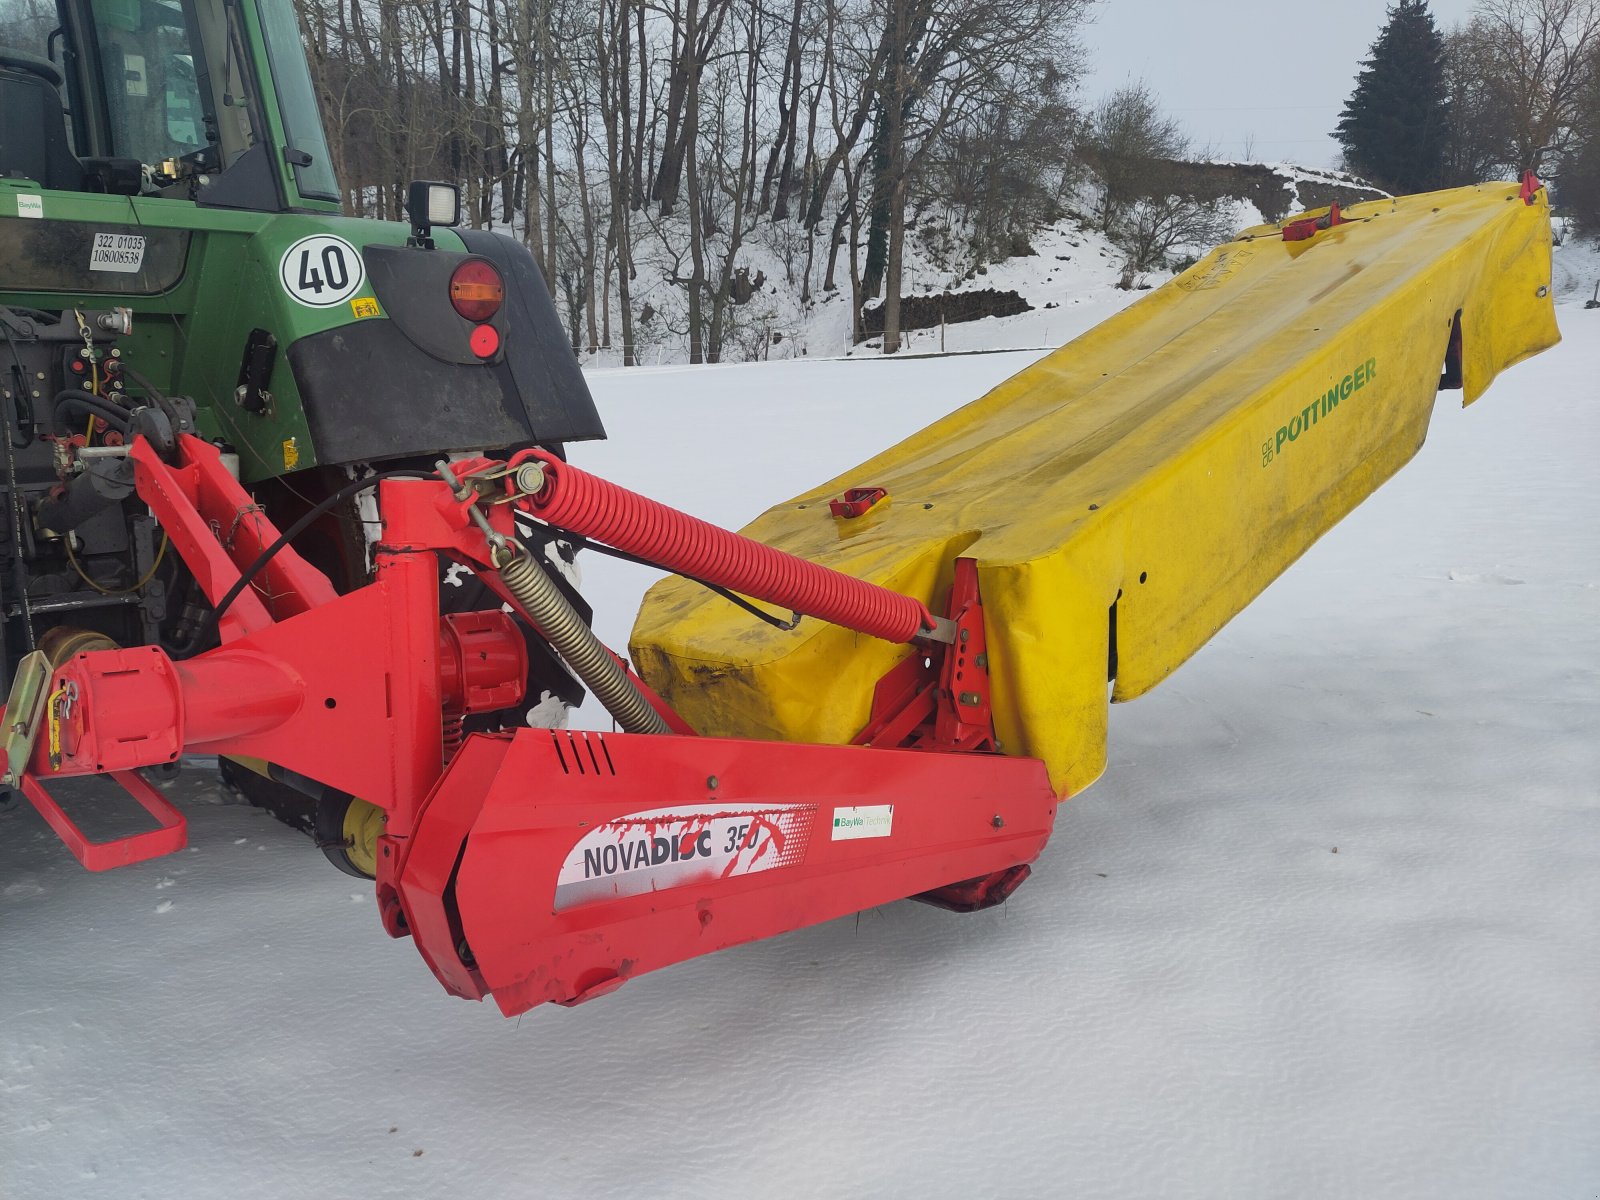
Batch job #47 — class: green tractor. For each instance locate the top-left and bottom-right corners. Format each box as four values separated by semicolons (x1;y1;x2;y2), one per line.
0;0;603;869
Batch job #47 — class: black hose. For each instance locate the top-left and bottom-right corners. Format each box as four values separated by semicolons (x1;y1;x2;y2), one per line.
547;527;801;631
118;364;182;426
53;390;131;433
0;329;35;650
181;469;434;655
0;312;36;448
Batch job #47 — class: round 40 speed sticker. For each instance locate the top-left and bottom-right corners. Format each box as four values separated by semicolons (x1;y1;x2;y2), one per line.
278;234;365;308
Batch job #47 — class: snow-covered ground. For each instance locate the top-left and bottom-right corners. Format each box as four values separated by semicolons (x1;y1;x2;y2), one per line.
2;298;1596;1198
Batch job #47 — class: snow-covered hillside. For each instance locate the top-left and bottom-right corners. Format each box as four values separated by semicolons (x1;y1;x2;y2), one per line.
2;290;1595;1197
1553;226;1600;303
606;205;1155;365
589;161;1390;366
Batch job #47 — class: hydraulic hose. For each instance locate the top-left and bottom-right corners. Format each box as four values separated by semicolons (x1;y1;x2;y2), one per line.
517;452;939;645
497;544;670;736
180;469;433;655
53;391;131;433
118;364;183;428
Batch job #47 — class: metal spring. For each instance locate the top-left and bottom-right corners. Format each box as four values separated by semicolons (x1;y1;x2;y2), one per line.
442;710;466;761
523;451;937;644
498;547;669;736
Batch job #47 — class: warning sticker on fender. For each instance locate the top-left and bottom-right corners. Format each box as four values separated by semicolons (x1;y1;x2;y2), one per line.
89;232;146;273
554;803;815;911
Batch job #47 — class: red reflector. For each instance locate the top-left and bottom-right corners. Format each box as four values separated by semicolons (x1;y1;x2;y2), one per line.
469;323;500;359
450;259;505;321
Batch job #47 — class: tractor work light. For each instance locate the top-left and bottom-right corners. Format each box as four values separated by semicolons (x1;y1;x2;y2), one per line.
408;180;461;228
406;180;462;246
450;259;505;322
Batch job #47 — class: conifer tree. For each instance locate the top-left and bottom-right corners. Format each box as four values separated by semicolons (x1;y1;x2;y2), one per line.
1336;0;1452;192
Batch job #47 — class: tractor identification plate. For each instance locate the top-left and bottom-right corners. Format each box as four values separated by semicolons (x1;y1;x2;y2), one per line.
89;232;145;273
554;803;815;911
278;234;365;308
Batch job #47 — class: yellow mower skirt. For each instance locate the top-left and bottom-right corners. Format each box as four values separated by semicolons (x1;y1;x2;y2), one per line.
630;182;1559;797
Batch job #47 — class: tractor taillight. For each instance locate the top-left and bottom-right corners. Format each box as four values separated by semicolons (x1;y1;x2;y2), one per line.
450;260;504;322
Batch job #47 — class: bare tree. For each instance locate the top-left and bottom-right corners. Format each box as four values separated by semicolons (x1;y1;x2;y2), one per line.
1113;195;1233;277
284;0;1095;365
1468;0;1600;171
597;0;640;362
1442;22;1521;182
1079;82;1189;232
1559;40;1600;232
862;0;1091;353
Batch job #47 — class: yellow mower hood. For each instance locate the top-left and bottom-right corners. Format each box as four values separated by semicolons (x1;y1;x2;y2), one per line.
630;181;1559;796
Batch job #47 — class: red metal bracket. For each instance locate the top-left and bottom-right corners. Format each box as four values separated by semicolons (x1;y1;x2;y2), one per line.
853;558;995;753
1283;202;1348;242
131;438;337;642
829;487;887;519
24;440;669;854
913;863;1032;913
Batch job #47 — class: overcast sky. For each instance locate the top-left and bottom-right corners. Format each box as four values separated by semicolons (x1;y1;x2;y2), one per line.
1082;0;1480;168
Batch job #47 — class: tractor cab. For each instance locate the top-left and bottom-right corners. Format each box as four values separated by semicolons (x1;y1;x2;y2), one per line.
0;0;335;211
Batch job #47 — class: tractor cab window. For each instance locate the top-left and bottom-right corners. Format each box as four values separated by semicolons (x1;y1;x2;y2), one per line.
0;0;253;190
254;0;335;200
0;0;84;188
0;0;69;137
0;0;54;61
1;0;337;208
87;0;211;167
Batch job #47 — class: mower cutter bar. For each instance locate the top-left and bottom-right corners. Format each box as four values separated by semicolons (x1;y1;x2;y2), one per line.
399;729;1055;1012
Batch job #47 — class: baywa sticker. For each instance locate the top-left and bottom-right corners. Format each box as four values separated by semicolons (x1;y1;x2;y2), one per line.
831;804;893;840
554;802;815;911
279;234;364;308
89;232;146;273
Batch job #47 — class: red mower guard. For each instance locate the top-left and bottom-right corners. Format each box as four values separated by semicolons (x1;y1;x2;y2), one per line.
3;434;1059;1015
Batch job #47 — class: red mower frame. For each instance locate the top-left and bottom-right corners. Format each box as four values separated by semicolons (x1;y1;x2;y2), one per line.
5;434;1058;1015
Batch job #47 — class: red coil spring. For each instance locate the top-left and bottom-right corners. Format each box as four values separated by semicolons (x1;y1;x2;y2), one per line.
442;710;466;762
516;451;936;644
